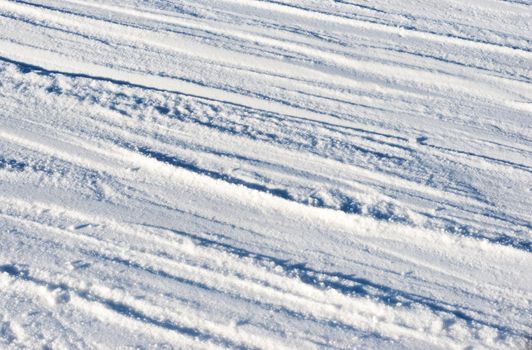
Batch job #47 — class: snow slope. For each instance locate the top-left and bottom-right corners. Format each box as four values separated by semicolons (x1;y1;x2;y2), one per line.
0;0;531;348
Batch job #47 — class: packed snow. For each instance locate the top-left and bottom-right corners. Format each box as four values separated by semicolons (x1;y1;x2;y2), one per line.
0;0;531;349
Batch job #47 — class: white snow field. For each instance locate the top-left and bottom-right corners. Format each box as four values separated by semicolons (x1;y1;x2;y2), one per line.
0;0;531;348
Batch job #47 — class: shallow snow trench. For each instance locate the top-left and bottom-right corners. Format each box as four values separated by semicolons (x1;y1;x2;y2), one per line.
0;0;531;349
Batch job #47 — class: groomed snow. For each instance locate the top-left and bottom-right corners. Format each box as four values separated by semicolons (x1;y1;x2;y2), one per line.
0;0;531;349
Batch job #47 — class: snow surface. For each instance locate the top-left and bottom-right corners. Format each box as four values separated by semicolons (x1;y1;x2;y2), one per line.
0;0;531;348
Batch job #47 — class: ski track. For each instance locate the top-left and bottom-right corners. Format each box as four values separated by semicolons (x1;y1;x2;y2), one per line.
0;0;531;349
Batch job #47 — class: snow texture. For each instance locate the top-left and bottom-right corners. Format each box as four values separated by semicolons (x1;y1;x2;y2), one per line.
0;0;531;349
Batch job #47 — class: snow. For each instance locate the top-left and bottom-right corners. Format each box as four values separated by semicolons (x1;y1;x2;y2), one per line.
0;0;531;348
